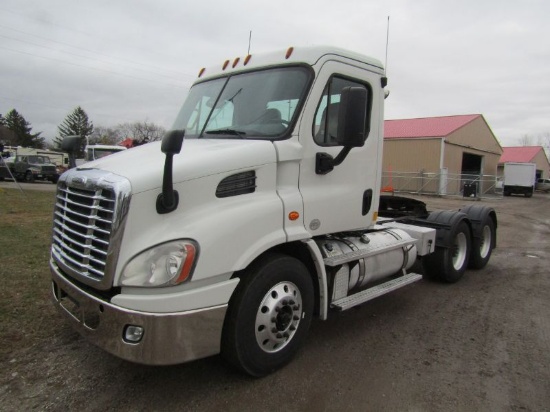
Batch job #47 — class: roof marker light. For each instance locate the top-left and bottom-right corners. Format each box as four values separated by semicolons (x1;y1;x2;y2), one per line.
232;57;240;68
222;60;230;70
285;47;294;59
198;68;206;78
244;54;252;66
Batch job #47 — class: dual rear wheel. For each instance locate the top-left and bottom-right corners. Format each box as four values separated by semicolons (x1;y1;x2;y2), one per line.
423;211;495;283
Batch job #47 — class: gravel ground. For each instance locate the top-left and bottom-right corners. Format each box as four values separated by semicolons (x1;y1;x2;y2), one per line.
1;192;549;411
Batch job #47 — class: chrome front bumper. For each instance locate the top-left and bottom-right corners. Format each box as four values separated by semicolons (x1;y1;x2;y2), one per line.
51;264;228;365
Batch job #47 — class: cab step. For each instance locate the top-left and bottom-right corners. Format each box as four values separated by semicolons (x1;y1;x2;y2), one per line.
331;272;423;311
323;238;416;267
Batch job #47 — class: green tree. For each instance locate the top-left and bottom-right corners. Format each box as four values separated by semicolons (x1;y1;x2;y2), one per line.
0;113;6;127
54;106;94;155
4;109;44;148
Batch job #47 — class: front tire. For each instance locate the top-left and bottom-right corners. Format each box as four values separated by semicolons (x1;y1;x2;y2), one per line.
222;253;314;377
24;171;34;182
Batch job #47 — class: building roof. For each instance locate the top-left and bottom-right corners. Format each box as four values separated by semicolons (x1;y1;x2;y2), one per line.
499;146;546;163
384;114;481;139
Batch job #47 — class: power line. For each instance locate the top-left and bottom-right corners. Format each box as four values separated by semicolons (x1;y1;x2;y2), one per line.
0;6;93;37
0;23;196;79
0;7;198;78
0;32;188;83
0;45;191;89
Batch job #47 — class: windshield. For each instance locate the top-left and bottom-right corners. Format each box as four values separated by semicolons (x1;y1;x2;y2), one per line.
171;66;311;140
28;156;50;164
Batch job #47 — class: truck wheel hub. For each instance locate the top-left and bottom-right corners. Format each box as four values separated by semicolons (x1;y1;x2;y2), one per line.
255;281;302;353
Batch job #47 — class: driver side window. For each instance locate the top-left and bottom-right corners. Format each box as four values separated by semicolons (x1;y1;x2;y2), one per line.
313;76;369;146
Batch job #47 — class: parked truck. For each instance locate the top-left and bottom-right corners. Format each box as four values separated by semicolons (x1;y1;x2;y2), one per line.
2;147;68;181
13;153;58;183
503;162;536;197
51;47;497;377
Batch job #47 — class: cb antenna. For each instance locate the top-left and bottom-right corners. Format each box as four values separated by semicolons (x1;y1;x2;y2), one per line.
385;16;390;75
247;30;252;55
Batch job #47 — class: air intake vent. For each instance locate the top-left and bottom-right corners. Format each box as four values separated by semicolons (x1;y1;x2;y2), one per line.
216;171;256;198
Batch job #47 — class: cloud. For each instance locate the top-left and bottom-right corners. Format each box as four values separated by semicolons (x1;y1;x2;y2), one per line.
1;0;549;146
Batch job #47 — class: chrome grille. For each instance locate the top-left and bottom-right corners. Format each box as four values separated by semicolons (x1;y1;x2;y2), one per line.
42;165;56;173
51;170;131;290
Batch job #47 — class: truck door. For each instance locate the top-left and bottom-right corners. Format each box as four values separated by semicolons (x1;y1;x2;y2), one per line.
298;61;383;235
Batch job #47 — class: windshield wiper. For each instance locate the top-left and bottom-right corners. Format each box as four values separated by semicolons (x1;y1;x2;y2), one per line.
205;129;246;138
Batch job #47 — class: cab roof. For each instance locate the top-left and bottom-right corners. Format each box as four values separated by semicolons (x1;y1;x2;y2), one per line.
195;46;385;82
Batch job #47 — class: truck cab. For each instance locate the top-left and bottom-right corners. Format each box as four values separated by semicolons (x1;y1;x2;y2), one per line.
85;144;127;161
51;47;497;376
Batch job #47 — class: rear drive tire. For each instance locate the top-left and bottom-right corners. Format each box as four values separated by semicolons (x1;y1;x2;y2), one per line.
423;220;471;283
222;253;314;377
468;217;495;269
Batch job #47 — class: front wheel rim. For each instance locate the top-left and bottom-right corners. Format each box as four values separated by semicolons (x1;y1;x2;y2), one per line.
255;281;302;353
452;232;468;270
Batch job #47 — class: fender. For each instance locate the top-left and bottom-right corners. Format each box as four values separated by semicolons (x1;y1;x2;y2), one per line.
426;210;471;249
302;239;329;320
459;204;498;248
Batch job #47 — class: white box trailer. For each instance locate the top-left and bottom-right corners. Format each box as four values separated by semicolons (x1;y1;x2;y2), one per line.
503;162;536;197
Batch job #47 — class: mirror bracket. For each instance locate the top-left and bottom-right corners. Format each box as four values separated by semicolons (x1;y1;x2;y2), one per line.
315;147;352;175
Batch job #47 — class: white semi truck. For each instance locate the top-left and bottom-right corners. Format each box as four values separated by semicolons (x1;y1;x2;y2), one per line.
52;47;497;377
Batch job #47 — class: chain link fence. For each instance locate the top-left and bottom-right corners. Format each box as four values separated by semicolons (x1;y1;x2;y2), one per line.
382;170;503;198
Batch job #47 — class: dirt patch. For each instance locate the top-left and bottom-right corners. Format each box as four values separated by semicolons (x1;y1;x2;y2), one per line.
1;191;550;411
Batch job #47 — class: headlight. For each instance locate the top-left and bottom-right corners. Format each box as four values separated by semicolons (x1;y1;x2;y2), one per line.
120;240;198;287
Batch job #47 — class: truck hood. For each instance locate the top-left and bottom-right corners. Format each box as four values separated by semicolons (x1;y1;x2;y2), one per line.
77;139;277;194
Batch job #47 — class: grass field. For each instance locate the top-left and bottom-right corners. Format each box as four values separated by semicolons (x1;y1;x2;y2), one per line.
0;188;58;361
